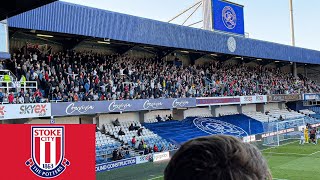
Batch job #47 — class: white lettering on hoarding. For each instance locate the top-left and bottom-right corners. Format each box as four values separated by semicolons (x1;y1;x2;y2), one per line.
65;103;94;115
172;99;189;108
108;101;132;112
153;152;170;162
143;100;163;110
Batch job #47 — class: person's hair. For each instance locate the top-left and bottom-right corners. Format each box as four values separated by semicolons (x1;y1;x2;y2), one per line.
164;135;272;180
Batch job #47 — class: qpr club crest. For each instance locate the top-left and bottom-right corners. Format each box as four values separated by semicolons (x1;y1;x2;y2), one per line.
227;36;236;52
193;118;248;137
222;6;237;29
25;126;70;178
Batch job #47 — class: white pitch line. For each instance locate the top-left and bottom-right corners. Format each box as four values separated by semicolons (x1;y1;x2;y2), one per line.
148;175;164;180
273;178;288;180
262;140;298;152
264;152;309;156
309;150;320;156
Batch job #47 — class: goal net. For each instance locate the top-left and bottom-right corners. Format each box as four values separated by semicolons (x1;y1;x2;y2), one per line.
258;117;320;147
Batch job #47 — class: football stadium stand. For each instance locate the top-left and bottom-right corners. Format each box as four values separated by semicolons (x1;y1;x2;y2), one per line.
243;111;278;122
299;109;316;115
268;109;305;120
95;120;175;163
1;51;320;104
2;2;320;177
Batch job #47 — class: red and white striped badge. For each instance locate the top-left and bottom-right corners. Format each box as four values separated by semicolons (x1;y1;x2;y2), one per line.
26;126;70;178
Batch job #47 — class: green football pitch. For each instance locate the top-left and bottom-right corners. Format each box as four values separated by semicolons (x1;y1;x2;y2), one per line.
97;140;320;180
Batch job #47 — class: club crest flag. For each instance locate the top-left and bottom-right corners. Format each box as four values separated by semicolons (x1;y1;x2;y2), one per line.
0;124;95;180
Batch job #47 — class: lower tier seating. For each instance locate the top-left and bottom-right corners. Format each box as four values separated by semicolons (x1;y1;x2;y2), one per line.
144;115;264;144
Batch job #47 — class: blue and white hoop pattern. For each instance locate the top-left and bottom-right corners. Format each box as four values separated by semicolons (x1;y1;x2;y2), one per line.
222;6;237;30
193;118;248;137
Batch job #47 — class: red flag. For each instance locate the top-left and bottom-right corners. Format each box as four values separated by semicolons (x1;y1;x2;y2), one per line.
0;124;95;180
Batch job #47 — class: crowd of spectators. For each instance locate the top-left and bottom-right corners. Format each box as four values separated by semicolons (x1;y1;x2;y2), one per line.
1;50;320;103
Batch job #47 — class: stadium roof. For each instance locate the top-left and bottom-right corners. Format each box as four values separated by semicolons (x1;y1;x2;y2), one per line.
7;1;320;64
0;0;56;21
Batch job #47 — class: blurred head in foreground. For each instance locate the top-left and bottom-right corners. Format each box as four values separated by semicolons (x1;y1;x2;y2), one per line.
164;135;272;180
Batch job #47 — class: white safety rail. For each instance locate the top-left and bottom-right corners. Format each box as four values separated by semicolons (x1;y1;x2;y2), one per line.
0;70;17;82
0;81;38;92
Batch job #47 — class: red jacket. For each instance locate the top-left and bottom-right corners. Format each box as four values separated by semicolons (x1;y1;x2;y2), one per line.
153;145;159;152
8;94;14;103
33;90;42;97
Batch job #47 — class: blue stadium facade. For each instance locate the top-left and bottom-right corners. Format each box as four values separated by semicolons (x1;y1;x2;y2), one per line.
7;1;320;64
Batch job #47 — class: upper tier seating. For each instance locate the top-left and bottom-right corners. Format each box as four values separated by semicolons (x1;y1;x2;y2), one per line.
3;51;320;103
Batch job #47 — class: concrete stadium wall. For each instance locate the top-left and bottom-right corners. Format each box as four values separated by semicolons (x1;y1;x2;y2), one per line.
264;103;281;112
195;57;216;66
264;63;277;69
172;109;185;120
213;105;239;117
73;43;115;55
184;107;211;118
25;116;80;124
143;110;172;122
98;113;139;128
179;54;190;66
80;116;94;124
245;61;259;67
125;49;156;59
224;59;239;66
10;37;63;53
241;104;257;113
280;65;292;74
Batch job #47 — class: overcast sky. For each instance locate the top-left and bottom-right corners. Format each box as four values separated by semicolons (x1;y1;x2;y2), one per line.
61;0;320;51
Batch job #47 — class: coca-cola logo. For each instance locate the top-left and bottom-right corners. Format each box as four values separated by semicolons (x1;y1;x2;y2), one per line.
20;104;47;116
66;103;94;115
143;100;163;110
0;106;5;118
172;99;189;108
108;101;132;112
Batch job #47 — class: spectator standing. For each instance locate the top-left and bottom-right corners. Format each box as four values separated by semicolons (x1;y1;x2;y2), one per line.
0;90;3;102
8;93;14;104
131;136;136;146
153;144;159;152
118;128;125;135
156;115;162;122
113;118;120;126
129;123;134;131
137;128;144;136
18;95;24;104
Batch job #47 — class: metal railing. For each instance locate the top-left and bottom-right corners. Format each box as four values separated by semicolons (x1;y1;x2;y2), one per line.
0;70;18;82
0;81;37;93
